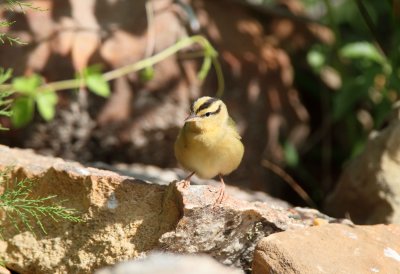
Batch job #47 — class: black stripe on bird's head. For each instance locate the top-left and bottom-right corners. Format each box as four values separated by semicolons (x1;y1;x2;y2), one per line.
195;97;219;114
185;96;227;123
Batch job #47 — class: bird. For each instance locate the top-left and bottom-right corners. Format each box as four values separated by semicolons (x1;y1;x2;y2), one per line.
174;96;244;204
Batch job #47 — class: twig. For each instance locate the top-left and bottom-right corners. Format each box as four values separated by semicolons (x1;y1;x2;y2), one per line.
261;159;317;208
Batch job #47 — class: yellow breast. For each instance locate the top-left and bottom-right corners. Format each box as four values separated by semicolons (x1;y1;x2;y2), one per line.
174;123;244;179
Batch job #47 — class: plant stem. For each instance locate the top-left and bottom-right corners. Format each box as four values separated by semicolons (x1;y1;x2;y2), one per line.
0;35;218;94
102;35;213;81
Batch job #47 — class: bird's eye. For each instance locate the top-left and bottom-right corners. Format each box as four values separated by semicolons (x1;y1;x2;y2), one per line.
205;112;211;117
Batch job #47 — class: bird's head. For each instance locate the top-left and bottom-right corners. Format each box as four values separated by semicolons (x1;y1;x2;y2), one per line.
184;96;228;132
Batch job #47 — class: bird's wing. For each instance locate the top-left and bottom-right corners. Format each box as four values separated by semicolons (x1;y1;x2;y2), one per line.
228;117;242;140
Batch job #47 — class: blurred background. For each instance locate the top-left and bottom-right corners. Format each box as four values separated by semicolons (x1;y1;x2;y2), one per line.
0;0;399;214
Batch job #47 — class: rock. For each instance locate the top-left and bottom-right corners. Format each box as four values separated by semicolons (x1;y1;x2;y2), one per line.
0;266;10;274
159;185;344;272
95;252;243;274
253;223;400;274
91;162;291;207
0;145;343;273
0;145;180;274
324;120;400;224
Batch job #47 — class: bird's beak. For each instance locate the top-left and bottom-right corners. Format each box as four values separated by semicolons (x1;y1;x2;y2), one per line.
185;113;198;122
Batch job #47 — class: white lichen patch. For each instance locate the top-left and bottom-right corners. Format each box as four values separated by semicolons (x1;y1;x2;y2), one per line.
342;230;358;240
384;247;400;262
74;166;91;176
370;267;379;272
107;192;119;209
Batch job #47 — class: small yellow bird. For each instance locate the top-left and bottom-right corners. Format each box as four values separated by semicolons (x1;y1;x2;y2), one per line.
174;96;244;204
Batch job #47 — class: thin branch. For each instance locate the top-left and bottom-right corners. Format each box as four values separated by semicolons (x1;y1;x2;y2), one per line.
261;159;317;208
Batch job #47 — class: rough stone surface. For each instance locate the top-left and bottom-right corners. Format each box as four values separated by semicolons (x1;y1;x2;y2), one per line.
0;145;343;273
253;223;400;274
95;252;244;274
159;185;343;272
0;266;10;274
0;145;180;274
325;120;400;224
91;162;291;207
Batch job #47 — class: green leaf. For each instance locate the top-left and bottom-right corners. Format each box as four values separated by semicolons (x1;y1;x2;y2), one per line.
283;141;299;167
332;70;377;121
350;140;366;159
11;96;34;127
12;74;42;95
307;49;325;72
35;90;58;121
86;74;110;97
0;68;12;84
81;66;110;97
339;42;386;65
139;66;155;82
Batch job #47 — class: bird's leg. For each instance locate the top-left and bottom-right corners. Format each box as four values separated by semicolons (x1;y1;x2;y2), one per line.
182;171;195;188
215;174;226;204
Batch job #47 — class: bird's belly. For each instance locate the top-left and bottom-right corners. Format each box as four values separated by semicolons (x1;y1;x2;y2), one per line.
177;135;243;179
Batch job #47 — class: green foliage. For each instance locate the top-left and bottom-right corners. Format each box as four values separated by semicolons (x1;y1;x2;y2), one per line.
0;35;218;128
339;42;387;66
307;49;325;72
5;0;44;10
82;66;111;97
11;96;34;127
283;141;299;167
10;74;58;127
139;66;155;82
292;0;400;204
0;0;46;45
0;69;13;130
35;90;58;121
1;0;220;129
303;0;400;138
12;74;42;95
0;168;82;235
0;21;26;45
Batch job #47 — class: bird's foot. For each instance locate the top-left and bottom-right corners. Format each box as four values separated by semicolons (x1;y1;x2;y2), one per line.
178;179;191;189
179;172;194;189
214;187;226;205
213;174;226;205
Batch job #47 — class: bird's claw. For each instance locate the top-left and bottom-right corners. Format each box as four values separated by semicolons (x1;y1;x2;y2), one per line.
214;187;225;205
183;180;191;188
178;179;191;189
